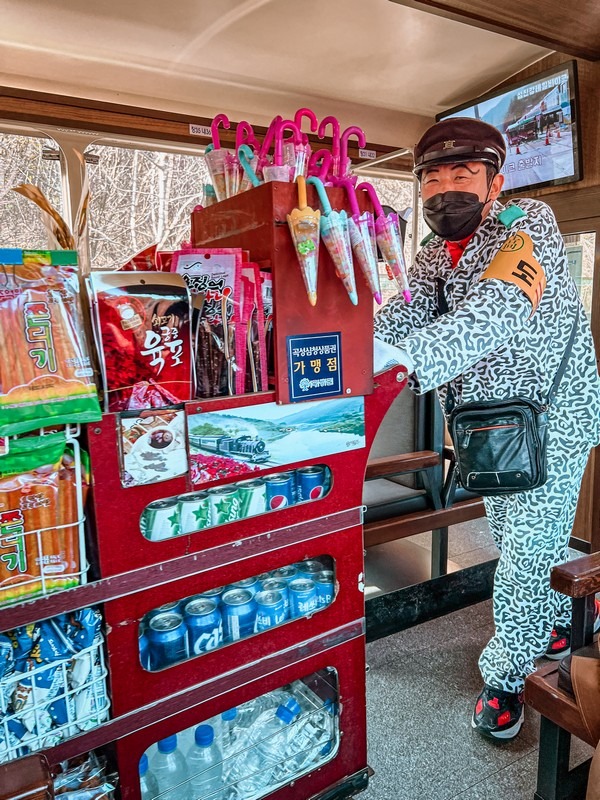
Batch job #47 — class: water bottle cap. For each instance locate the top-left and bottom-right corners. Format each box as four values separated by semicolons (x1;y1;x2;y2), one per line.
221;707;237;721
157;734;178;753
139;753;149;776
275;698;301;724
195;724;215;746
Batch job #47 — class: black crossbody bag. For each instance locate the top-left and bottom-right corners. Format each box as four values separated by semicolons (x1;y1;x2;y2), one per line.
437;279;578;495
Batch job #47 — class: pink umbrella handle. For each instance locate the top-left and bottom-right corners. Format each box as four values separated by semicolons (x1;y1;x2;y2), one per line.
317;115;341;167
335;178;361;217
356;181;384;217
340;125;366;177
259;115;282;161
308;150;333;182
235;120;258;152
277;120;303;146
294;108;318;143
211;113;230;149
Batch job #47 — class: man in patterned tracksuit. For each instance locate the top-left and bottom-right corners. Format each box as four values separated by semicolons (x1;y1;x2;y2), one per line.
373;117;600;739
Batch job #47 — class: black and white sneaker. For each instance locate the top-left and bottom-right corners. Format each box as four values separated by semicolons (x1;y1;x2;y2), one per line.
471;685;525;740
546;598;600;660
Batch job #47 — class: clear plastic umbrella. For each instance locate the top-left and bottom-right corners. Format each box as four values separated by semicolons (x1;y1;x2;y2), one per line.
336;178;382;304
286;176;321;307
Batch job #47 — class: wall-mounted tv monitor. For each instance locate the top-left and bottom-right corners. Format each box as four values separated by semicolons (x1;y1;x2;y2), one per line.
437;61;582;196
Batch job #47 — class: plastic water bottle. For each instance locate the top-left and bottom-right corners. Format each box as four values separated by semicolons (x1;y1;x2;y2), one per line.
230;699;302;796
186;724;223;800
150;735;190;800
139;753;159;800
220;707;237;755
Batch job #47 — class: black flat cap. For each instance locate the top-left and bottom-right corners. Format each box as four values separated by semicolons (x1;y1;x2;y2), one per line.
413;117;506;175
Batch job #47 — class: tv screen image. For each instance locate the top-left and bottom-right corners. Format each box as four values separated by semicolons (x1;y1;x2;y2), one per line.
438;62;581;195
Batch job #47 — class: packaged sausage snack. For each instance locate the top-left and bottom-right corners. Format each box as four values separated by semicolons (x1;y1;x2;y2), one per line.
0;432;84;607
0;250;101;437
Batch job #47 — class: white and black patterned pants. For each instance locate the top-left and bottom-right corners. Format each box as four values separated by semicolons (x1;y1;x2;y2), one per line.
478;409;593;692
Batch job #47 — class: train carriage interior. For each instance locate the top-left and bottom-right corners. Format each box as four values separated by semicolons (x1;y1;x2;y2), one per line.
1;2;600;799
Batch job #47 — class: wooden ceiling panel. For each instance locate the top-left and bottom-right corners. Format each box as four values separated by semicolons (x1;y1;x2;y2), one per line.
388;0;600;60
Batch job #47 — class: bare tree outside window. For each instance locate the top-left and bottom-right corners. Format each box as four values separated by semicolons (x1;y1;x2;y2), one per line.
85;143;209;270
0;132;64;249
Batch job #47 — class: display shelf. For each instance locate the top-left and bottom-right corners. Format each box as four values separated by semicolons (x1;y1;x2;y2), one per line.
191;181;376;404
86;368;407;578
39;620;364;766
113;628;367;800
0;507;362;631
104;522;365;715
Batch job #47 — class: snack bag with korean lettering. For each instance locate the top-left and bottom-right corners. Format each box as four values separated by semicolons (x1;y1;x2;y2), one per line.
260;270;274;388
239;265;268;394
172;248;242;398
0;250;101;436
89;272;193;411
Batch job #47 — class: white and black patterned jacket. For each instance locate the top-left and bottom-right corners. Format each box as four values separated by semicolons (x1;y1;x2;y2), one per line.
374;198;600;445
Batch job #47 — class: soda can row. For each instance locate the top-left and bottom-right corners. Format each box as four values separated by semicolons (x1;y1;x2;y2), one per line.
141;466;330;541
140;566;335;670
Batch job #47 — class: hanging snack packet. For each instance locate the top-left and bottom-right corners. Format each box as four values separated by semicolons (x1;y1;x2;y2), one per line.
0;250;101;437
172;248;242;398
260;269;275;387
0;432;82;607
90;272;193;412
239;265;268;394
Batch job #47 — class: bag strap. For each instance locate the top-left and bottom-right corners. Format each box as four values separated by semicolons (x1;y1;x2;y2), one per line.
547;314;578;406
435;277;579;410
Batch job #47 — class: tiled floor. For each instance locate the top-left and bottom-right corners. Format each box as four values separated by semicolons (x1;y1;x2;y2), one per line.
362;521;593;800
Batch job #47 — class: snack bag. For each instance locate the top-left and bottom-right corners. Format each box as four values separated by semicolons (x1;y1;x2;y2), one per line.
90;272;193;412
172;248;243;398
239;264;268;394
0;433;82;607
0;250;101;436
260;269;275;387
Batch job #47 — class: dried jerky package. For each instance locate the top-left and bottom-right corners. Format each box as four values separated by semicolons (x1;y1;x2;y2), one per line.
172;249;243;398
260;269;275;388
0;249;101;436
239;264;268;394
89;272;192;412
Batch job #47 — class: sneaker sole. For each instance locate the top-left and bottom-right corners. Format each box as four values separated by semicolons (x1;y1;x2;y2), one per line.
471;708;525;740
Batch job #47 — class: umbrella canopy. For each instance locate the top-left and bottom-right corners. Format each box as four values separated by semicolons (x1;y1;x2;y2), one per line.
337;178;382;304
286;176;321;307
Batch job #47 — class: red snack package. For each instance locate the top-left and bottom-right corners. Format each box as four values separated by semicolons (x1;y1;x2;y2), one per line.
89;272;192;412
260;269;275;387
118;244;158;271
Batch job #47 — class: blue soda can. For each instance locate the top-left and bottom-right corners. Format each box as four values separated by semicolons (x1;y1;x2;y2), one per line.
228;577;259;597
272;565;298;584
288;579;318;618
264;473;295;510
198;587;224;606
254;590;287;632
315;570;335;607
296;466;326;502
139;630;151;670
256;572;273;589
147;612;189;669
184;598;223;655
221;589;257;642
296;560;324;578
261;578;290;617
147;601;180;623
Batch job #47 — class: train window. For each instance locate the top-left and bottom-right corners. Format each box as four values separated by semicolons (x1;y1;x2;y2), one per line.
139;667;340;798
140;465;332;540
563;231;596;319
85;141;209;270
139;555;336;671
0;131;65;249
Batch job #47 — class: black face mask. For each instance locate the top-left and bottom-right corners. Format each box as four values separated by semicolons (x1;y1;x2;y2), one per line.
422;191;486;241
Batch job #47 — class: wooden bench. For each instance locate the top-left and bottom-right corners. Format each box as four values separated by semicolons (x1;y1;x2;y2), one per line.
524;552;600;800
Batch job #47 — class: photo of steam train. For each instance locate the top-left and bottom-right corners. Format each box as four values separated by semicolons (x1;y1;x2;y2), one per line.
188;433;271;464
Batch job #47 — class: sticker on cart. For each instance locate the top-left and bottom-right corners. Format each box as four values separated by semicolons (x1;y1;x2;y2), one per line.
287;332;342;402
188;396;365;484
119;407;188;487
